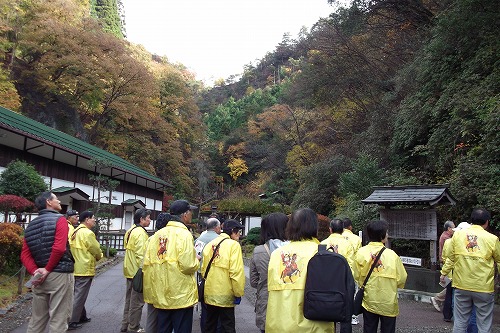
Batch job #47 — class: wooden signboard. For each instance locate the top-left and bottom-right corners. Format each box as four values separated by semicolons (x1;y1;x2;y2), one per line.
380;209;437;240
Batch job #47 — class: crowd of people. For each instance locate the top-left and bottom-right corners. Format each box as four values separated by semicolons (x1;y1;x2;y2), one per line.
19;190;499;333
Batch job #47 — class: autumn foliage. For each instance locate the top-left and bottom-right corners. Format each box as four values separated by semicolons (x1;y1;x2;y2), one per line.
0;195;35;222
0;223;23;274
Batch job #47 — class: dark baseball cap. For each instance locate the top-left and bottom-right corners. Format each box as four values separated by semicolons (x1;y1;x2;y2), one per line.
66;210;79;217
169;200;197;215
223;219;244;231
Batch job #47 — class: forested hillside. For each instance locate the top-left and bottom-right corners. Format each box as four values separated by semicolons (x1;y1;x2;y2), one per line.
0;0;498;229
0;0;208;198
201;0;499;228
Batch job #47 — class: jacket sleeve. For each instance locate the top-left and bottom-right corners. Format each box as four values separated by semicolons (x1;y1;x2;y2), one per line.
178;233;199;275
20;239;38;275
345;243;357;278
134;231;147;265
440;236;456;277
229;242;245;297
86;230;103;260
249;249;259;288
494;239;500;274
395;254;407;289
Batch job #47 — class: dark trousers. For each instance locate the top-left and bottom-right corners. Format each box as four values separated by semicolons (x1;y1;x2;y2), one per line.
443;283;453;320
362;307;396;333
157;307;193;333
340;320;352;333
206;304;235;333
200;300;222;333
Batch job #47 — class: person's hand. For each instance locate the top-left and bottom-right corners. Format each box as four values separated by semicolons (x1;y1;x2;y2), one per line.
32;268;49;287
439;275;445;284
233;297;241;305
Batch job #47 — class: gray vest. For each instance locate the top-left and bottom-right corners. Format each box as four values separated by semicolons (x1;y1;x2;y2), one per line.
24;209;74;273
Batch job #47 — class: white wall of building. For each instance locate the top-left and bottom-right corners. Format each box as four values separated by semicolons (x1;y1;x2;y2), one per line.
245;216;262;235
0;167;162;230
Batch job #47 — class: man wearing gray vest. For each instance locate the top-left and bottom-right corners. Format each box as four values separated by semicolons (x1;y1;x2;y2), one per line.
21;191;75;332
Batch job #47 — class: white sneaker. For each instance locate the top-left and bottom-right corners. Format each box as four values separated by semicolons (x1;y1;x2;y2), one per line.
430;297;441;312
351;315;359;325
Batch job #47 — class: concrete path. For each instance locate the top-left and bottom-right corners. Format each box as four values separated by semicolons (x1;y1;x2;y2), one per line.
10;261;500;333
11;263;258;333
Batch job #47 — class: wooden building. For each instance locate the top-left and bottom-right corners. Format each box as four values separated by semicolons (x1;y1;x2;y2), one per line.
0;106;169;231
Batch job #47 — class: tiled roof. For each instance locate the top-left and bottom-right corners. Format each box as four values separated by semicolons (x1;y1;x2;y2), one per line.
0;106;168;187
362;185;457;206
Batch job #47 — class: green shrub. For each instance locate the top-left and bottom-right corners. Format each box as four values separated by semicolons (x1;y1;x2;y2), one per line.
244;229;261;246
100;245;117;257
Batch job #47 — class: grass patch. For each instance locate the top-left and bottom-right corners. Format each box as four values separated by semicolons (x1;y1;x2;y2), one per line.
0;273;30;308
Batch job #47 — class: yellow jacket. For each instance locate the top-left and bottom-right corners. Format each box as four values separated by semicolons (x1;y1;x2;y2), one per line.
142;221;199;309
67;222;75;240
441;225;500;293
70;224;103;276
123;224;149;279
342;229;362;252
320;233;356;274
266;239;335;333
201;233;245;307
441;239;452;279
354;242;407;317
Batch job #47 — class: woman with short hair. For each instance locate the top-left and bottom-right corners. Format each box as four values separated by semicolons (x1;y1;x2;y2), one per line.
354;220;407;333
265;208;335;332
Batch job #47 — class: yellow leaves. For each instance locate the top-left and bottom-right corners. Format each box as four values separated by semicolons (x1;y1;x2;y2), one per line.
286;142;325;178
228;157;248;181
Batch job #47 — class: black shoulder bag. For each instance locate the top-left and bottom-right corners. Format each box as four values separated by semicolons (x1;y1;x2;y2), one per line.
198;238;227;301
353;247;385;315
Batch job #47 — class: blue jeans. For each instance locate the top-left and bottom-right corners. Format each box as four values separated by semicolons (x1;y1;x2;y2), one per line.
467;305;477;333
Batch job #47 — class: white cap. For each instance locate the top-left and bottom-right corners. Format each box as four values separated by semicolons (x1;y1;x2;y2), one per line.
452;222;471;231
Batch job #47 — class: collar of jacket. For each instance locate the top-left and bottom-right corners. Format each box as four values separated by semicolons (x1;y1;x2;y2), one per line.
166;220;189;230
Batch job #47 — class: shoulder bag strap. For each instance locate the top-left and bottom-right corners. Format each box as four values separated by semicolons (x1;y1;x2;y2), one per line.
126;225;139;244
264;243;271;256
71;226;82;241
361;247;386;288
203;238;228;280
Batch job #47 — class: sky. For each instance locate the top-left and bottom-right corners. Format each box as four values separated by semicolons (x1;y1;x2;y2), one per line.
121;0;338;85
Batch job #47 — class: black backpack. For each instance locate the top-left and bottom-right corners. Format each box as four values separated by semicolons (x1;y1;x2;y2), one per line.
303;244;355;322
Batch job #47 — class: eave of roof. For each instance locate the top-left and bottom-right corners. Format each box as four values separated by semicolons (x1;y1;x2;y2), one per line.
0;106;170;189
121;199;146;208
51;186;90;201
362;185;457;206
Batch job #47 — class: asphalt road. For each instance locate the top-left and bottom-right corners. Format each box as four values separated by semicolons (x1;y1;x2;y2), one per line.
8;260;500;333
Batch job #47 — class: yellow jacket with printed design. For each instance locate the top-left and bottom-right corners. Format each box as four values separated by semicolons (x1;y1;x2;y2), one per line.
354;242;407;317
320;233;356;274
342;229;362;253
142;221;199;309
441;225;500;293
123;224;149;279
201;233;245;307
266;239;335;333
70;224;103;276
